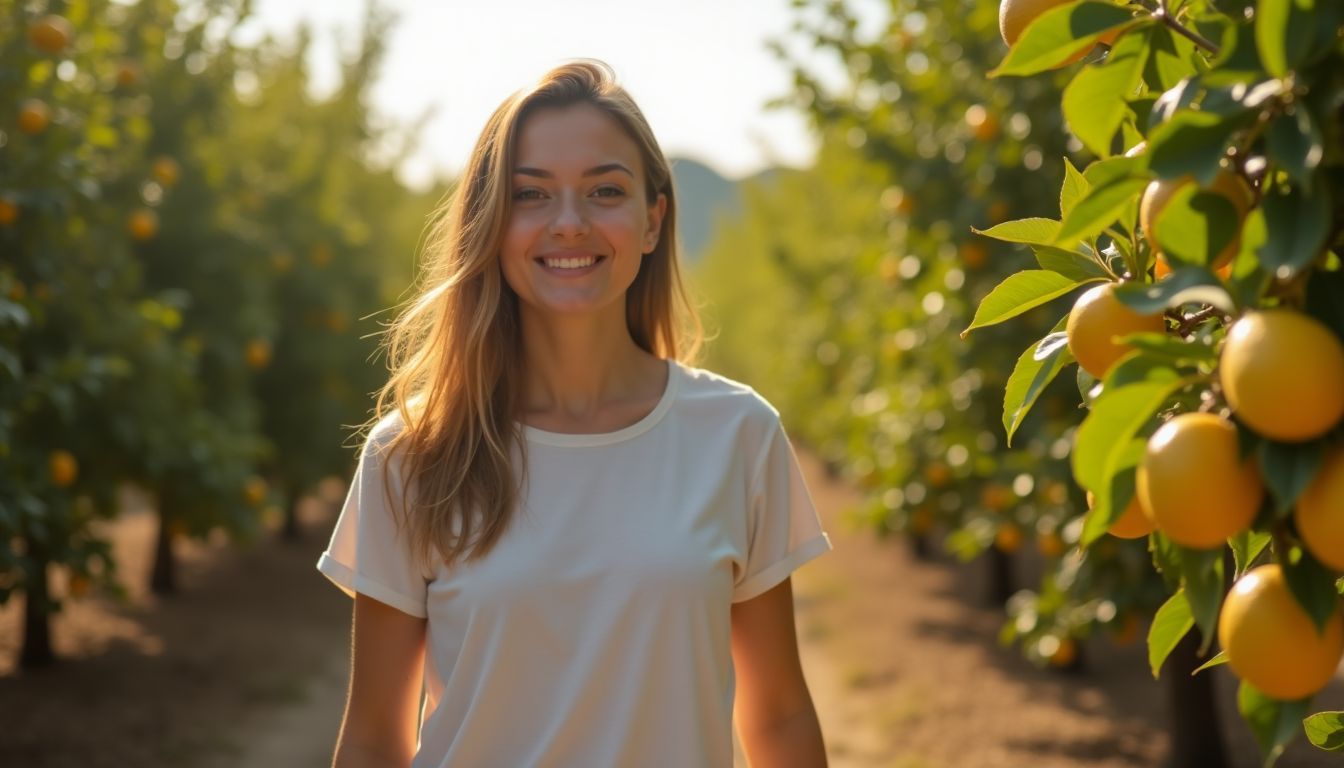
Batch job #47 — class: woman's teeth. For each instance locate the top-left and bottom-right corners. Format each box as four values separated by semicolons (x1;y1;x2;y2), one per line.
543;256;597;269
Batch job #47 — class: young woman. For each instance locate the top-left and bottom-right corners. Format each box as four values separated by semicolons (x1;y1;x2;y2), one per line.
318;60;831;768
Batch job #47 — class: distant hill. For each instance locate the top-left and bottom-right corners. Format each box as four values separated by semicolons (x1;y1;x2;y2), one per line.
669;157;743;264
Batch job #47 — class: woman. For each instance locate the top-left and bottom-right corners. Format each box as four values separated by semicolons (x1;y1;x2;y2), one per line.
318;60;831;767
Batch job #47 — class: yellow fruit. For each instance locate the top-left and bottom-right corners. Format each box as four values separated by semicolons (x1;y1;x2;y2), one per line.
925;462;951;488
243;476;268;506
1037;531;1066;558
115;59;141;88
878;253;901;284
127;209;159;241
151;156;181;188
18;99;50;135
1153;254;1232;280
982;483;1014;513
1088;490;1156;540
1296;446;1344;572
999;0;1121;63
49;450;78;487
1137;413;1262;549
0;197;17;226
1220;310;1344;442
1218;564;1344;701
27;15;73;54
961;243;988;270
244;339;272;370
1140;173;1252;270
1048;637;1078;667
1066;282;1166;379
964;104;999;141
995;524;1023;553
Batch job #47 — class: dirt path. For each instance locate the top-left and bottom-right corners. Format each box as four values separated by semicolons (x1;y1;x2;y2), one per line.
3;453;1341;767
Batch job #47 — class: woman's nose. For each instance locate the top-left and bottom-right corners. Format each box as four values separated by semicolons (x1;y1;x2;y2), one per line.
549;192;589;238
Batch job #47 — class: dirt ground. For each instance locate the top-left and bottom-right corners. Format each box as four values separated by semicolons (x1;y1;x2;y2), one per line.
1;451;1341;767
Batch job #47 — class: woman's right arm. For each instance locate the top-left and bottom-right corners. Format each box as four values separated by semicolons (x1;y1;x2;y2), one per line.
332;593;428;768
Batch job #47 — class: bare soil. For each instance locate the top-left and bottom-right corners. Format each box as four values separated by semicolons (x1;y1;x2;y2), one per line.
1;454;1340;767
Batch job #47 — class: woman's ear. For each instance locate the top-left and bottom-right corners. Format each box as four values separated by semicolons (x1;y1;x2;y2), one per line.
643;193;668;254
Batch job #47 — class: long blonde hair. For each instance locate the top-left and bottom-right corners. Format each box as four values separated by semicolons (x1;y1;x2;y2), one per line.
368;60;701;571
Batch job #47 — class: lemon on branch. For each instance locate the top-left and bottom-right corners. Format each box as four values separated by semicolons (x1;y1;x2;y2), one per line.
1066;282;1165;380
1296;446;1344;572
1220;309;1344;442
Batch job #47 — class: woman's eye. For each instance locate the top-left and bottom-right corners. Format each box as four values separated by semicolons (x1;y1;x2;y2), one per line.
513;188;544;200
593;185;625;198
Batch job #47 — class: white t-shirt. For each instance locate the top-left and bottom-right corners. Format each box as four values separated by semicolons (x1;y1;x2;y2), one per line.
317;359;831;768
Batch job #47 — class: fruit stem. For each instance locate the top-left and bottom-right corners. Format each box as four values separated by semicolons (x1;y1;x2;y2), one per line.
1154;0;1221;56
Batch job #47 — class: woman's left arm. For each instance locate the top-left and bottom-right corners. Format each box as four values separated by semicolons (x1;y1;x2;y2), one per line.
730;577;828;768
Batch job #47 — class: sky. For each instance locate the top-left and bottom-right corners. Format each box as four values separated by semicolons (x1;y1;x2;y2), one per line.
231;0;883;190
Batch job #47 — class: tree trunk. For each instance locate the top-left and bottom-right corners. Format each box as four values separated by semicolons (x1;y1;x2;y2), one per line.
985;546;1015;607
906;532;932;560
150;506;176;596
1164;629;1228;768
19;542;54;669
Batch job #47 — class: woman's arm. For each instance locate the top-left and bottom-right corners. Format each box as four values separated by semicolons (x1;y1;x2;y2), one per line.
730;577;827;767
331;593;428;768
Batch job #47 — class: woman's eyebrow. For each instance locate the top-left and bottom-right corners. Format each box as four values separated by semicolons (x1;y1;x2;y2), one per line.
513;163;634;179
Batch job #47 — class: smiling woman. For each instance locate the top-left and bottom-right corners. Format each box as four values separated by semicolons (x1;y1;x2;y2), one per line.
316;60;831;768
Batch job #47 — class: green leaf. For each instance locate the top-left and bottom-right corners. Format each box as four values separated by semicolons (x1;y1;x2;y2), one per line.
1281;546;1341;634
1081;442;1143;546
1229;529;1272;578
1179;546;1225;654
1073;380;1180;496
1259;175;1332;279
1060;158;1089;218
1034;245;1111;281
1258;439;1325;514
973;217;1061;245
1267;110;1323;189
962;271;1100;337
1305;269;1344;342
1255;0;1314;78
992;1;1139;77
1003;320;1075;446
1115;331;1218;366
1238;680;1311;765
1304;711;1344;752
1055;177;1150;247
1148;112;1243;186
1148;589;1194;678
1063;30;1149;157
1112;266;1237;314
1082;154;1146;187
1145;24;1199;90
1152;186;1240;268
1191;649;1229;676
1208;15;1265;85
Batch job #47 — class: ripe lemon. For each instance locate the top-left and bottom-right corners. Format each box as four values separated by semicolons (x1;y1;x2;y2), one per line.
1296;446;1344;572
995;524;1023;553
152;156;181;188
244;339;272;369
1088;490;1155;539
1037;531;1066;558
1137;413;1262;549
0;196;18;226
1066;282;1166;379
1218;564;1344;701
1140;172;1252;270
127;208;159;240
49;450;78;487
999;0;1121;63
27;15;73;54
243;476;269;506
18;99;50;135
1220;309;1344;442
982;483;1015;513
115;59;141;89
925;461;951;488
1048;636;1078;667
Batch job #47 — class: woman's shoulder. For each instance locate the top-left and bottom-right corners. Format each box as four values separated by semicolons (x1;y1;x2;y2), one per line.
671;361;783;427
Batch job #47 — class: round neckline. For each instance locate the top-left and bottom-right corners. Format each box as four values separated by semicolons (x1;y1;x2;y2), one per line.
520;358;680;447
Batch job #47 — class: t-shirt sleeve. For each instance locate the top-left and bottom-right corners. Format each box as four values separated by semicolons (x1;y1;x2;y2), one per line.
316;430;429;618
732;418;832;603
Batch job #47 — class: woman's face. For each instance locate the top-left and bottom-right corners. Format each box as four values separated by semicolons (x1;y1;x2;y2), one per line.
499;103;666;323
